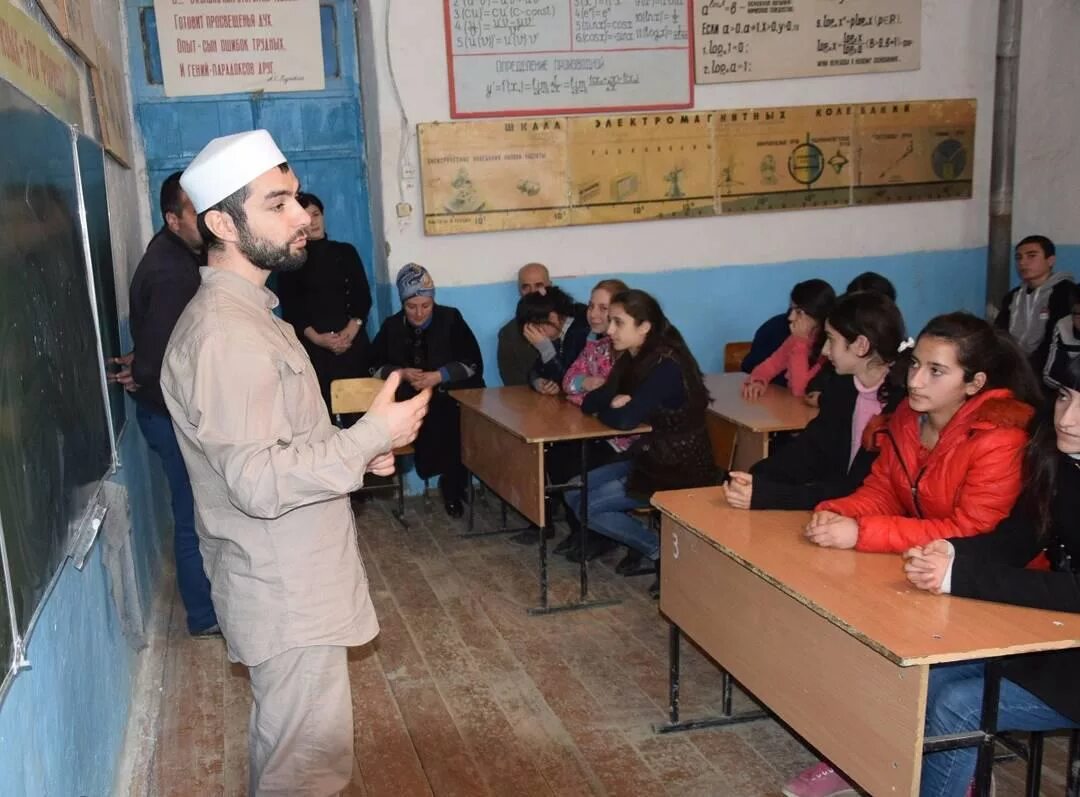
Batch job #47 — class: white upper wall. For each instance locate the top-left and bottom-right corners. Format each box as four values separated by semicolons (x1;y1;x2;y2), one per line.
1014;0;1080;247
362;0;1001;286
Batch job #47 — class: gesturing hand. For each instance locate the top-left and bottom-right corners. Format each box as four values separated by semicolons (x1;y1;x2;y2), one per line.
366;371;431;450
365;452;395;477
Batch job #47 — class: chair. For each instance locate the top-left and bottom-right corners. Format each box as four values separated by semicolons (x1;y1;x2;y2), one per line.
723;341;752;373
329;377;413;527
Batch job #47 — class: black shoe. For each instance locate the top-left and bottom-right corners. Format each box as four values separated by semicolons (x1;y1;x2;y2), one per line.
444;498;464;518
648;577;660;600
565;533;616;563
509;526;555;545
615;550;644;575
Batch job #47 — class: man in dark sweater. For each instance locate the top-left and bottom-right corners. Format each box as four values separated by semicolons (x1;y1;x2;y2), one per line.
497;262;550;386
108;172;218;637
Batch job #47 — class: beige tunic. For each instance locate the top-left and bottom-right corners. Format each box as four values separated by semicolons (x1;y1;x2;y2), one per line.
161;268;384;666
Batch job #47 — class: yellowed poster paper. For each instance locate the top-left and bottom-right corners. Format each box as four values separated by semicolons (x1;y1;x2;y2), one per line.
37;0;69;39
852;99;974;205
567;112;714;226
694;0;920;84
0;1;81;125
154;0;324;97
714;104;854;214
419;119;570;235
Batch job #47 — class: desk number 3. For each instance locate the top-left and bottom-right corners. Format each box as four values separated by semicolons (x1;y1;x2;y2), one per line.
671;533;679;559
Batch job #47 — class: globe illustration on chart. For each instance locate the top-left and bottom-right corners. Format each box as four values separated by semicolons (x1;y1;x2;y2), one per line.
932;139;967;181
788;139;825;186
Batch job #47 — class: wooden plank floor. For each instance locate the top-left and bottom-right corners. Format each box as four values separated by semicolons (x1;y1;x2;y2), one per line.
140;494;1073;796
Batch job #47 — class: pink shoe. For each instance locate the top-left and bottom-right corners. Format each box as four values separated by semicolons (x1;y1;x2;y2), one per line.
781;762;857;797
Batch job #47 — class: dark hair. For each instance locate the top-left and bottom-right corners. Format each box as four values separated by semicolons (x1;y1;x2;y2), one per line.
790;279;836;363
592;278;629;296
1016;234;1056;258
917;312;1043;408
515;285;576;330
826;291;907;403
846;271;897;302
159;171;185;221
297;191;324;213
606;289;710;409
196;162;291;251
1021;356;1080;539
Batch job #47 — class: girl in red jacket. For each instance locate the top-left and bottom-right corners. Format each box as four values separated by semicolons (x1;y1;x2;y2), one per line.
803;312;1042;555
743;279;836;398
783;312;1043;797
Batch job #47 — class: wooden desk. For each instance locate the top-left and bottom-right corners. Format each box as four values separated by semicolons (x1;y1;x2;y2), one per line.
652;487;1080;797
705;372;818;471
453;386;649;613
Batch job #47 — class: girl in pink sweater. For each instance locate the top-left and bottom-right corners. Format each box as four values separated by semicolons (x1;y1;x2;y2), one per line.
562;278;629;405
743;278;835;398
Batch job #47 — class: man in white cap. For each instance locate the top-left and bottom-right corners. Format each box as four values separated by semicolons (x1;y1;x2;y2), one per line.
161;129;430;795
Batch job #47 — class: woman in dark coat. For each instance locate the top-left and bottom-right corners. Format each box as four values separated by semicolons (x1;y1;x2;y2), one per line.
369;263;484;517
276;192;372;410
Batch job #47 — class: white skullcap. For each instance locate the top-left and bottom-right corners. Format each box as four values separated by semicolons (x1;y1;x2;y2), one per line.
180;130;287;213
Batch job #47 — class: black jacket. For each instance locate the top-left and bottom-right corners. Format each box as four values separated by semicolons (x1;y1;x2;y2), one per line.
276;237;371;336
369;304;484;392
950;457;1080;724
749;370;901;510
528;305;590;386
129;228;202;414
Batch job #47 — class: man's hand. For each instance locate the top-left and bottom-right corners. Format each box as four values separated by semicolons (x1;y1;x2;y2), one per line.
534;378;560;395
107;352;139;392
366;371;431;450
723;471;753;509
365;452;395;477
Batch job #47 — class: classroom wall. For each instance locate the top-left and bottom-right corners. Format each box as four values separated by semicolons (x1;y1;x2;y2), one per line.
0;0;168;792
358;0;1078;369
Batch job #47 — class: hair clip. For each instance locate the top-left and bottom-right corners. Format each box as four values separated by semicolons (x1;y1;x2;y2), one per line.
897;337;916;353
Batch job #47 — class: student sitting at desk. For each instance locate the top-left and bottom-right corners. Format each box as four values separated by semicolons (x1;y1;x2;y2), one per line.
518;285;589;395
743;279;835;398
802;313;1041;556
551;278;632;558
565;289;715;596
369;263;484;518
904;355;1080;797
724;291;907;511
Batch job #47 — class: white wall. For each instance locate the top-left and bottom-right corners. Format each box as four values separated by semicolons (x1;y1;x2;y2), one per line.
1014;0;1080;247
361;0;1000;287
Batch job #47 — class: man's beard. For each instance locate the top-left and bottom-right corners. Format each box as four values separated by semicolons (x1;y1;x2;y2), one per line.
237;222;307;272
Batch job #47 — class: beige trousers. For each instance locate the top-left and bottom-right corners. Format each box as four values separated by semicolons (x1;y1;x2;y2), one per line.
247;645;353;796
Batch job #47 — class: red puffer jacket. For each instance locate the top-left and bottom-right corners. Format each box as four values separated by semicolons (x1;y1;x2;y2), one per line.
816;388;1034;553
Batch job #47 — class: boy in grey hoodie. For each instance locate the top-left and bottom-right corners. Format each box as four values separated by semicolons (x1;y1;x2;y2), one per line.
995;235;1074;376
1044;283;1080;387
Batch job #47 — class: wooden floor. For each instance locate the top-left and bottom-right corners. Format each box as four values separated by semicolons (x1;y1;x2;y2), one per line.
138;494;1073;796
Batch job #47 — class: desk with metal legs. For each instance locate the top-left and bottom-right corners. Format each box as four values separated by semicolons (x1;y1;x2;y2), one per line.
706;372;818;471
651;487;1080;797
453;386;649;615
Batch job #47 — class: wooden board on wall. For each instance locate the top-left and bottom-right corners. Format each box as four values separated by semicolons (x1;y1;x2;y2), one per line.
0;1;81;124
419;118;570;235
36;0;69;39
418;98;975;235
63;0;96;65
693;0;920;84
92;43;132;167
567;112;714;225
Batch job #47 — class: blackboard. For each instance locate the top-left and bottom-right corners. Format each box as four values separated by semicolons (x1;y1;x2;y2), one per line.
0;79;113;680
